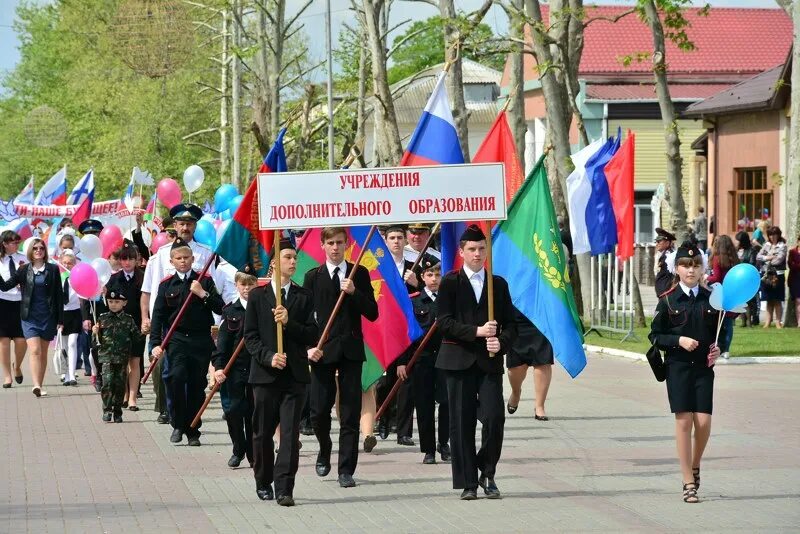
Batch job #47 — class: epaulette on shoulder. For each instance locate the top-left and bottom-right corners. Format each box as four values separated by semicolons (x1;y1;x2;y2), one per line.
160;274;174;283
658;285;677;299
408;291;421;299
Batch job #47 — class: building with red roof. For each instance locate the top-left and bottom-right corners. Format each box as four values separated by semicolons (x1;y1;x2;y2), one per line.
502;5;791;242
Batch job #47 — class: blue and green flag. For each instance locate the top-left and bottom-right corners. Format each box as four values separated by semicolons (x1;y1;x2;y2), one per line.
492;155;586;377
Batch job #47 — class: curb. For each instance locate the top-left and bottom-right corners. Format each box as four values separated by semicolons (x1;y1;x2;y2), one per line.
584;344;800;364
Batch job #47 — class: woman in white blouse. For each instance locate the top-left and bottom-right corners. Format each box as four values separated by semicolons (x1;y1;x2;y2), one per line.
0;230;27;388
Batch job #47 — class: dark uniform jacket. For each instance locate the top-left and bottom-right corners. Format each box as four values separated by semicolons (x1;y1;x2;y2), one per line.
649;285;721;366
107;268;145;325
0;262;64;323
655;249;674;297
212;299;251;373
244;283;318;385
150;269;224;347
302;262;378;363
95;311;140;365
398;290;441;367
435;268;517;374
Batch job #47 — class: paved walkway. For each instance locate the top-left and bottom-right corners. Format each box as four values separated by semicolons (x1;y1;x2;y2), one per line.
1;354;798;533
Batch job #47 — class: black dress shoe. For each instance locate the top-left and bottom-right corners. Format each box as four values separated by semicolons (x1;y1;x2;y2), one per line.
122;400;128;408
315;452;331;477
423;453;436;464
534;414;549;421
460;488;478;500
113;413;123;423
102;412;112;422
507;403;518;414
256;486;274;501
437;443;451;463
300;420;314;436
137;391;143;398
364;435;377;453
338;474;356;488
14;374;22;384
157;412;170;424
478;475;501;499
276;494;295;507
170;428;183;443
378;421;389;440
2;383;10;389
228;454;244;468
187;436;201;447
397;436;415;446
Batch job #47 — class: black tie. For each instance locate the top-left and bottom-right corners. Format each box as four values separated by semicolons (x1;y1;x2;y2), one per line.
688;291;696;303
432;291;437;299
8;257;16;278
63;277;69;298
281;287;287;302
331;266;340;292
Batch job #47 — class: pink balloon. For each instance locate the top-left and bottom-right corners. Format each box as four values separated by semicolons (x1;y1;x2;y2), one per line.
150;232;171;253
156;178;182;209
69;262;100;299
99;224;124;258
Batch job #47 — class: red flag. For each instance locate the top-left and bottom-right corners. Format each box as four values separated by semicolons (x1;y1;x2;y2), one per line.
604;131;635;261
473;111;525;205
71;190;93;228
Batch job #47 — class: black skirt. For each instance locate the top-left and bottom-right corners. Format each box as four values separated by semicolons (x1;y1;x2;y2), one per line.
665;358;714;414
0;298;23;339
62;309;83;336
506;311;554;368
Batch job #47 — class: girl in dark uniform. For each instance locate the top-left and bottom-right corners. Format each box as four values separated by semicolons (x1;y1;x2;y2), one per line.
649;241;722;504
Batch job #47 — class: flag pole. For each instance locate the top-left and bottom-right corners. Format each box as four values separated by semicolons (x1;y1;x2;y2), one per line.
486;222;496;357
190;338;245;429
274;231;284;353
315;225;377;351
141;252;217;384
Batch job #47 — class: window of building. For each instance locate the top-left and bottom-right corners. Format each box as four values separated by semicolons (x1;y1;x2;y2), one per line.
730;167;771;232
463;83;498;103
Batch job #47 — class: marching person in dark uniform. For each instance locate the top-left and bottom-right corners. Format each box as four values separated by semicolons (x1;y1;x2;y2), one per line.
107;241;146;411
92;285;140;423
654;227;677;297
150;237;224;446
397;255;450;464
213;270;258;469
435;224;516;500
303;227;378;488
245;240;319;506
649;241;722;504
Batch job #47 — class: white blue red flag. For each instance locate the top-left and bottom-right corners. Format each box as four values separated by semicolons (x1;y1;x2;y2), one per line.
16;177;35;205
34;166;67;206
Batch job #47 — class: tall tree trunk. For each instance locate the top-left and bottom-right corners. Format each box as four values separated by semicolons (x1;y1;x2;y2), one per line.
230;0;242;188
219;8;230;183
362;0;403;165
440;0;470;162
642;0;688;240
506;0;526;166
268;0;285;144
355;25;369;167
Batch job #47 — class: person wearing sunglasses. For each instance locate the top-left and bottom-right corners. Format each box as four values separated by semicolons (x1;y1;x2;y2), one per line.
0;231;27;388
0;238;64;397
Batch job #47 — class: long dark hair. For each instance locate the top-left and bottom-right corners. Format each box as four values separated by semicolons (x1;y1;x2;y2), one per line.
735;231;752;250
0;230;21;259
712;235;739;270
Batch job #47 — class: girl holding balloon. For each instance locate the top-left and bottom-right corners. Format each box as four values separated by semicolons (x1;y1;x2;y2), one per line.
59;249;83;386
649;242;721;504
0;238;64;397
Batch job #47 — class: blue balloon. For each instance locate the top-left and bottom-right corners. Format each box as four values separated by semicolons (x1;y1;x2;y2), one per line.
227;194;244;214
214;184;238;213
194;219;216;248
219;208;232;220
721;263;761;310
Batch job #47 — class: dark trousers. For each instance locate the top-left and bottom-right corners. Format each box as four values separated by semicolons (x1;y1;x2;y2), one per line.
412;363;449;453
164;335;212;439
252;381;306;496
444;366;505;490
379;360;414;438
299;384;311;427
310;358;362;475
223;369;253;461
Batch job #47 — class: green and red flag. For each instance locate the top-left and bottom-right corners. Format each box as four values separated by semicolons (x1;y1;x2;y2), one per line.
295;226;424;391
216;129;286;274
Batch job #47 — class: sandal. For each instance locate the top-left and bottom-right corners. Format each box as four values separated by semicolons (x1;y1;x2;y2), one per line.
692;467;700;490
682;482;699;503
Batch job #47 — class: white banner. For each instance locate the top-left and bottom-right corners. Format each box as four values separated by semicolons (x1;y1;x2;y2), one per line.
257;163;506;230
13;200;123;218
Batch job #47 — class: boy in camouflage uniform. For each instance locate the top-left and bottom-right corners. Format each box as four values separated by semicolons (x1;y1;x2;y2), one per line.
92;285;140;423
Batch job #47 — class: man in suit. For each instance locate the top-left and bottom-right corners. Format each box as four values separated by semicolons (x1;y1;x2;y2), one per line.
107;241;146;410
435;224;516;500
654;227;677;297
303;227;378;488
245;239;319;505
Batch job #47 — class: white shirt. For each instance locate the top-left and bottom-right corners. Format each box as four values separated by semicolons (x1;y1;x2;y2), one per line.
326;260;347;284
403;244;441;263
144;238;215;300
462;265;485;302
213;260;239;305
63;275;82;311
238;296;248;310
121;270;135;282
393;255;405;277
679;282;699;298
0;253;26;301
141;256;158;315
424;287;437;301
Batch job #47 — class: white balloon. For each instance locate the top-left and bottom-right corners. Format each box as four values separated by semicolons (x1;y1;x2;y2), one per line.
708;282;725;311
90;258;113;286
80;234;103;261
22;237;37;255
183;165;205;193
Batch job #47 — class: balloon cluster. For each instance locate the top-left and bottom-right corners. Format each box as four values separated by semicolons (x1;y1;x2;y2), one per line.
68;225;125;299
708;263;761;343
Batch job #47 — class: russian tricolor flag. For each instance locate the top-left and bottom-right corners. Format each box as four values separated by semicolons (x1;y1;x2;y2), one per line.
400;72;465;273
16;177;35;205
34;166;67;206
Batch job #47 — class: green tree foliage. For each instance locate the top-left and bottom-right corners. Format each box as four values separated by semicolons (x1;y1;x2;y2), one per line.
0;0;221;202
387;15;505;85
